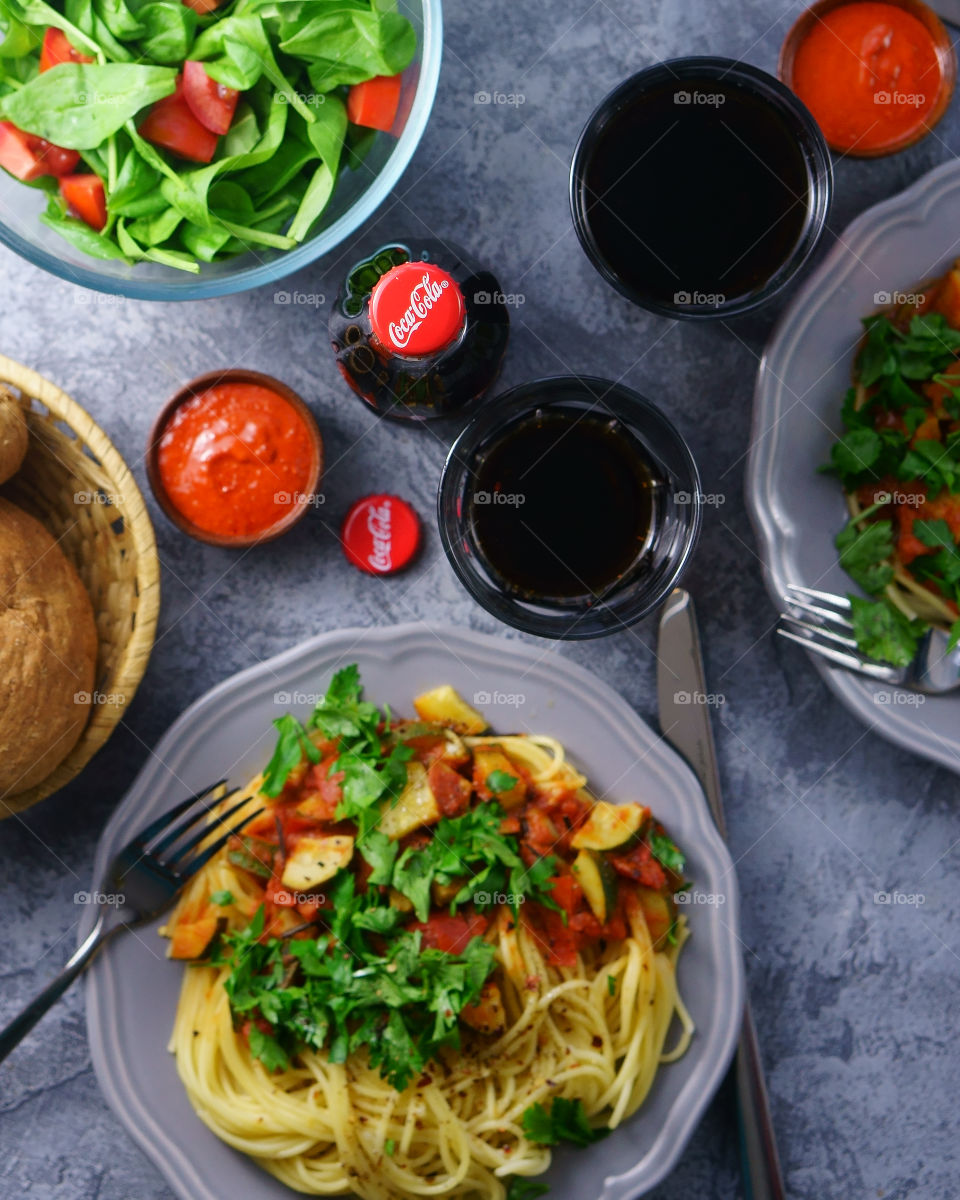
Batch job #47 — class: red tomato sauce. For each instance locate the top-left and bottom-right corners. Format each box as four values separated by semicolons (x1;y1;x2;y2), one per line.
791;2;943;152
158;382;315;537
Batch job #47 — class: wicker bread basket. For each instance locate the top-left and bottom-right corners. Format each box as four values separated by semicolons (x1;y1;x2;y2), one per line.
0;354;160;817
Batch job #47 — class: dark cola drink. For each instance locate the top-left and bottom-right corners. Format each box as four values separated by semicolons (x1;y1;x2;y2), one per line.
329;239;509;421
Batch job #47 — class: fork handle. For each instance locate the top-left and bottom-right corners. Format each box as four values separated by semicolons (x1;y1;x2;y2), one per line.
0;912;109;1064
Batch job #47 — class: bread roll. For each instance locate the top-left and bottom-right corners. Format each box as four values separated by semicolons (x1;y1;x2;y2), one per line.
0;498;98;799
0;388;28;485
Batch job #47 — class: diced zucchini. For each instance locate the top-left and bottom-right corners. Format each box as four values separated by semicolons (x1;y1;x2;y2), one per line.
227;835;275;879
413;685;488;735
377;761;440;839
168;914;223;960
473;744;526;810
281;834;354;891
432;877;465;906
635;886;674;949
389;888;414;913
572;850;619;923
571;802;648;851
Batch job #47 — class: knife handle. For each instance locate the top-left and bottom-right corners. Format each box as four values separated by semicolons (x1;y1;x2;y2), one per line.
736;999;786;1200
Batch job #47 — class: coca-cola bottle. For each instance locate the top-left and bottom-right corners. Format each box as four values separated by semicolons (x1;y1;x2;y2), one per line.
328;239;510;421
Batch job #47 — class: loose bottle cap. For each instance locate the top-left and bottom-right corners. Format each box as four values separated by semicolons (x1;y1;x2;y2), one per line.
368;261;466;357
341;494;421;574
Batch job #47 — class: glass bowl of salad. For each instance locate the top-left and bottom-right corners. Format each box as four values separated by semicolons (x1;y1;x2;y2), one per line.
0;0;441;298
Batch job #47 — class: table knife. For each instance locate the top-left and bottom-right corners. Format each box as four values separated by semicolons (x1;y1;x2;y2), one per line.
657;588;785;1200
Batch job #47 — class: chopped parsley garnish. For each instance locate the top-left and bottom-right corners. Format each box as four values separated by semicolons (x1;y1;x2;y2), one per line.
834;500;895;595
210;890;234;906
521;1098;609;1147
848;594;924;668
505;1181;550;1200
214;873;497;1091
607;975;617;997
262;713;320;797
384;1138;396;1158
648;830;685;874
486;769;519;794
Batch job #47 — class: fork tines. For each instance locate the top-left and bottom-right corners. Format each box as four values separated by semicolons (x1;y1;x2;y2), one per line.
134;780;263;881
777;584;901;682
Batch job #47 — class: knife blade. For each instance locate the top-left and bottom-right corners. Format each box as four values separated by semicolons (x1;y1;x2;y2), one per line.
657;588;785;1200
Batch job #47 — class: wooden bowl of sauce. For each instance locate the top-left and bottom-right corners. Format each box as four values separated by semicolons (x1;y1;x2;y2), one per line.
146;370;323;547
779;0;956;157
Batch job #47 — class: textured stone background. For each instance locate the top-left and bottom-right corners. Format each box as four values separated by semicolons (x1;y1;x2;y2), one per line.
0;1;957;1197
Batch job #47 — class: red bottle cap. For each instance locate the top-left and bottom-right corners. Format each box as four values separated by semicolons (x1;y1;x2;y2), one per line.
368;261;466;357
341;494;421;574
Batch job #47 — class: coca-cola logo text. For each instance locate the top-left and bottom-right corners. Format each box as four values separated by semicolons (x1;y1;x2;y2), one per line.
367;501;393;571
388;273;450;348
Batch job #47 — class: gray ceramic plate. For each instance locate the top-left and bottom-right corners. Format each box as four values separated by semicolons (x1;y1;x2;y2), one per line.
82;623;744;1199
747;159;960;774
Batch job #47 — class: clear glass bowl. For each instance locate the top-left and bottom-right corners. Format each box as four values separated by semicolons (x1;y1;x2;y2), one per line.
0;0;442;300
437;376;703;639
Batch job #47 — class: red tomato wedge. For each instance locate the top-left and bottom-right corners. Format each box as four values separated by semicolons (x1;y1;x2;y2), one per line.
181;0;222;12
59;174;106;231
182;60;239;136
0;121;45;181
32;138;80;176
410;912;488;956
347;74;403;133
39;27;93;72
139;76;218;163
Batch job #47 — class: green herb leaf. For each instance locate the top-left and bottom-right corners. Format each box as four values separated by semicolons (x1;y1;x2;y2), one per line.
210;890;234;906
486;769;519;794
835;504;895;595
262;713;320;797
505;1181;550;1200
521;1098;610;1148
648;831;685;873
848;594;924;667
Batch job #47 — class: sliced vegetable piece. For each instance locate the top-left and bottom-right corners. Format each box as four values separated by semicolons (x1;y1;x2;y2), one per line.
377;760;440;839
182;60;239;136
139;75;218;163
39;27;93;72
460;979;505;1035
0;121;44;181
227;834;276;879
280;833;354;891
182;0;222;12
168;913;221;960
570;801;648;851
413;685;487;735
59;174;106;231
572;850;618;923
473;744;526;809
634;886;674;949
32;138;80;176
427;758;472;817
347;73;402;133
409;910;487;955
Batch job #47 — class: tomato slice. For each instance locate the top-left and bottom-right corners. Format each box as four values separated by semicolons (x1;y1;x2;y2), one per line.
139;75;218;163
39;27;93;73
59;173;106;231
182;60;239;136
0;121;44;181
410;911;488;955
548;873;583;916
181;0;222;12
31;138;80;177
347;74;403;133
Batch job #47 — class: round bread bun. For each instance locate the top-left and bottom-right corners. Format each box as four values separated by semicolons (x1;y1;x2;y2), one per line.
0;387;28;485
0;497;98;801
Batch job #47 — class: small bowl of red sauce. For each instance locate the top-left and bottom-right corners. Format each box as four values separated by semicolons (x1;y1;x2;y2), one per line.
147;370;323;547
780;0;956;157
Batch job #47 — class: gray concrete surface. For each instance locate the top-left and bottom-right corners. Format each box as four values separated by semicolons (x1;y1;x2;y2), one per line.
0;1;957;1197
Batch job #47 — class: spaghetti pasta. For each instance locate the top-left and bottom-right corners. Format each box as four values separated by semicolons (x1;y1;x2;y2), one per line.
163;676;692;1199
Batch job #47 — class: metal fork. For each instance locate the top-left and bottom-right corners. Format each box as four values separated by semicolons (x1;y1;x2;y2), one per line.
0;780;260;1064
777;584;960;693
